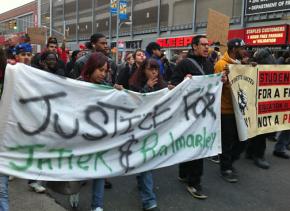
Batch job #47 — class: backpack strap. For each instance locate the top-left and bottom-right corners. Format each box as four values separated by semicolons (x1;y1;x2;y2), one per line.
186;58;205;75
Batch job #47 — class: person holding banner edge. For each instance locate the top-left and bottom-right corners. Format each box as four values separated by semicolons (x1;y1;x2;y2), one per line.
171;35;216;199
214;38;248;183
128;58;166;211
245;48;276;169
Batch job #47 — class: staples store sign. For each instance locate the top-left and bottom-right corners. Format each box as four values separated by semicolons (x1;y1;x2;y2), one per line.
245;25;287;46
157;36;193;48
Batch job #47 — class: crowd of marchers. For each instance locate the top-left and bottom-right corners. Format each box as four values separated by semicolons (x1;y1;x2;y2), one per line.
0;33;290;211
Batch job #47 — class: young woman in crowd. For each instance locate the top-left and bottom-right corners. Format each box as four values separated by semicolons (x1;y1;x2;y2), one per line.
127;58;167;211
116;49;146;89
79;52;113;211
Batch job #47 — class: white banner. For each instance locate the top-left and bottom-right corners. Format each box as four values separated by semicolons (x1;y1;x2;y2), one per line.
0;64;222;181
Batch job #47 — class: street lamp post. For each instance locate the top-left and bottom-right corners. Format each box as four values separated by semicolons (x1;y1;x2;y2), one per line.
115;0;132;64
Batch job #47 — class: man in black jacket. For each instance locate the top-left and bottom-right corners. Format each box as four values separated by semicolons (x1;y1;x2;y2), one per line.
71;33;117;84
171;35;213;200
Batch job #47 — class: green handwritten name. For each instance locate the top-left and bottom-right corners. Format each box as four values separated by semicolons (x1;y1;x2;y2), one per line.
8;145;112;172
140;127;217;163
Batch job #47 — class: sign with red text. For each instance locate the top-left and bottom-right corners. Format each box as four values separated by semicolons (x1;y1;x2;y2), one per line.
156;36;193;48
229;65;290;141
245;25;288;46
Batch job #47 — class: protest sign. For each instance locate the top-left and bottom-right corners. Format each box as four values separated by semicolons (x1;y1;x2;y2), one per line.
207;9;229;54
0;64;222;181
229;65;290;141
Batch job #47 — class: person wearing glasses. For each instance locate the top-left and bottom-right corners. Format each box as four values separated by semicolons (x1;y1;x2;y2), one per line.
171;35;214;200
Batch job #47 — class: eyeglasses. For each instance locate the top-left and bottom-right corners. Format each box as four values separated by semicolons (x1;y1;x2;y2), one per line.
199;43;209;47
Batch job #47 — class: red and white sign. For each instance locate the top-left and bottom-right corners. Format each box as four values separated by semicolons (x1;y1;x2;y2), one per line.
245;25;288;46
156;36;193;48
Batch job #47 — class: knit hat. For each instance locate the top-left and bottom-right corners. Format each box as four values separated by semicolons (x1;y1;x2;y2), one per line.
14;43;32;55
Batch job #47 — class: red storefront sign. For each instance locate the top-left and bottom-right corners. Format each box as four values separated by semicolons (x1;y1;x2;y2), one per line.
245;25;288;46
156;36;193;48
228;25;289;46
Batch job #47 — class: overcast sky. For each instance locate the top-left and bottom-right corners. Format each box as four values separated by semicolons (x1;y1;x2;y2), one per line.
0;0;34;14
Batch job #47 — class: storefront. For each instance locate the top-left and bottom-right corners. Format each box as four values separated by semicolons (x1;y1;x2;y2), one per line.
228;24;289;52
156;35;194;59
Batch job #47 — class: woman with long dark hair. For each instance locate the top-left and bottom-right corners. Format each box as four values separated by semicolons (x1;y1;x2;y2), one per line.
128;58;166;211
129;58;166;93
116;49;146;89
79;52;111;211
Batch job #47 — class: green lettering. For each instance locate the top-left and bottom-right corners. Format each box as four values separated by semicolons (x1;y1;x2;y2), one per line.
37;158;53;170
8;144;45;171
49;148;73;169
195;134;203;147
186;134;194;148
94;151;112;172
77;154;93;171
158;145;168;156
140;132;158;163
175;136;185;150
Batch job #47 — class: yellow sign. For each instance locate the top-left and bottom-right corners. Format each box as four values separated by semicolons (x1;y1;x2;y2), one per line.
229;65;290;140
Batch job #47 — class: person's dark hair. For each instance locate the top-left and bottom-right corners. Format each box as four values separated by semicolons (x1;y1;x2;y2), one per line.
129;58;165;90
85;41;93;50
81;52;108;82
71;50;80;62
133;49;145;59
146;42;161;56
191;35;207;46
46;36;58;47
254;48;276;64
90;33;106;44
40;51;58;62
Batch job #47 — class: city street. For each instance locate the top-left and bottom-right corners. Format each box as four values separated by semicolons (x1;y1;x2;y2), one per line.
43;141;290;211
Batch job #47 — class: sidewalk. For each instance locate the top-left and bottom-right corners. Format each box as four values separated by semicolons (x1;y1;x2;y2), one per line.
9;179;66;211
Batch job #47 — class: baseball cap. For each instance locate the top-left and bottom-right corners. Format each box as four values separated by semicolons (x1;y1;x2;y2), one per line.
14;43;32;55
227;38;246;50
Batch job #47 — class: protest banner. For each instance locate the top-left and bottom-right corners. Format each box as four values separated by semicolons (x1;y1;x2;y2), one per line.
0;64;222;181
229;64;290;141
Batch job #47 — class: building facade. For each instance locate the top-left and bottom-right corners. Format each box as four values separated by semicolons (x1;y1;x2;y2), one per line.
0;1;37;45
1;1;290;56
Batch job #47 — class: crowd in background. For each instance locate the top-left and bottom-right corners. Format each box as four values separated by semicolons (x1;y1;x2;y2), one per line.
0;33;290;211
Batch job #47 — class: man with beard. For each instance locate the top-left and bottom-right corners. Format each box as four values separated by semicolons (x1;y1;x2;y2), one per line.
214;38;248;183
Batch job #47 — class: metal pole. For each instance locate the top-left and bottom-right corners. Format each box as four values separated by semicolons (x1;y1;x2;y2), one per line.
130;0;133;39
92;0;96;34
49;0;52;36
37;0;42;52
157;0;160;36
192;0;197;33
109;8;112;45
116;0;120;63
63;0;65;38
241;0;246;28
38;0;41;27
76;0;79;44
